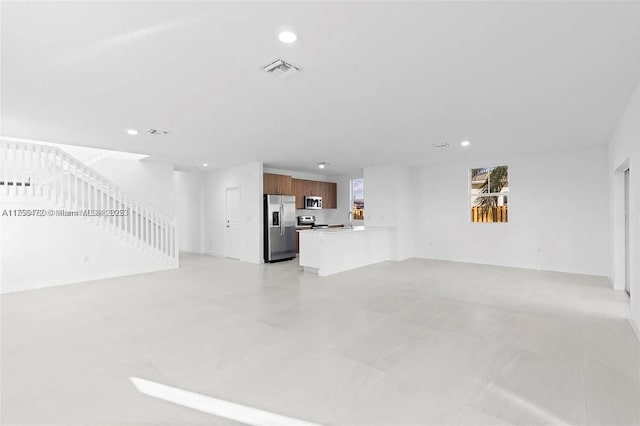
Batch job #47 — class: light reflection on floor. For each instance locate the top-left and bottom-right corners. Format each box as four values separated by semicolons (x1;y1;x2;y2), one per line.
484;382;571;426
130;376;323;426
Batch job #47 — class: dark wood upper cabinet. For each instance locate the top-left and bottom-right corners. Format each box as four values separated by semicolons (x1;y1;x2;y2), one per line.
308;180;320;197
292;179;304;208
290;178;337;209
279;174;292;194
320;182;337;208
327;183;337;208
263;173;279;194
263;173;292;195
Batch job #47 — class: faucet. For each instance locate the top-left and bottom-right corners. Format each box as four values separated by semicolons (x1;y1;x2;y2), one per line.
348;211;353;229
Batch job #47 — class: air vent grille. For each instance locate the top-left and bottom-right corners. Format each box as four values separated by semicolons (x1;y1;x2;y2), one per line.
147;129;169;135
432;142;450;149
262;58;301;79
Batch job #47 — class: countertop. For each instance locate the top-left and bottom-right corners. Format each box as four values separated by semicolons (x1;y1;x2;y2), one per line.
301;226;389;234
295;224;345;230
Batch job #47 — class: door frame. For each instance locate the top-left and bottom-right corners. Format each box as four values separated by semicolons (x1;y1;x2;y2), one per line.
624;168;630;296
613;159;633;294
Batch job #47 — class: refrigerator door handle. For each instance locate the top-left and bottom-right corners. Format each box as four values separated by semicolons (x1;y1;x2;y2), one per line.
280;204;284;235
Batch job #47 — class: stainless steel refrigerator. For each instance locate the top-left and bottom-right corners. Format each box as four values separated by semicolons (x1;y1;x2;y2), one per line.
264;195;296;262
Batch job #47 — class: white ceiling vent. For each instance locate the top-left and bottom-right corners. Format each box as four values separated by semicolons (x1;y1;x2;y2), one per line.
431;142;450;149
262;58;301;79
147;129;169;135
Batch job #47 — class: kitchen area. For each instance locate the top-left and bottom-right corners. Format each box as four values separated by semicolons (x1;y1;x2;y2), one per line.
263;172;345;260
263;171;393;276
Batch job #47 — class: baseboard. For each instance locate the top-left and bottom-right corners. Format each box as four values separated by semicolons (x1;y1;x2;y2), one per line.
205;250;223;257
410;255;609;279
606;275;614;289
0;263;173;295
179;249;205;255
629;318;640;342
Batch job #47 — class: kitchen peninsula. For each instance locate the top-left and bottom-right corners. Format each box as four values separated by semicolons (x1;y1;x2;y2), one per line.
299;227;393;276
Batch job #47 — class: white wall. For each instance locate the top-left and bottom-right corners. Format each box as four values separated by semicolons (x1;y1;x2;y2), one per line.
0;199;169;294
608;81;640;336
90;154;174;217
332;174;357;225
411;146;610;276
363;164;416;261
263;167;357;226
203;162;263;263
173;170;204;254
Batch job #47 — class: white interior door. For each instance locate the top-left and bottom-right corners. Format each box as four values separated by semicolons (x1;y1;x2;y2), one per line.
624;169;630;296
224;187;242;260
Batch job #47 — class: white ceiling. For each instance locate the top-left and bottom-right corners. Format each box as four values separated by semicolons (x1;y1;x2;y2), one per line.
2;1;639;175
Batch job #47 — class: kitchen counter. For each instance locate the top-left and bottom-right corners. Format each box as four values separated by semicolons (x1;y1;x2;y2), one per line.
299;226;393;276
294;224;344;253
295;224;344;231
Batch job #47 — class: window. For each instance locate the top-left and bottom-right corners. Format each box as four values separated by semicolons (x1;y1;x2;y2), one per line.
351;178;364;221
470;166;509;223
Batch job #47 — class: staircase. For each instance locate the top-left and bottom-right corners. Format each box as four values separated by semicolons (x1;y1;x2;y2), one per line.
0;140;178;268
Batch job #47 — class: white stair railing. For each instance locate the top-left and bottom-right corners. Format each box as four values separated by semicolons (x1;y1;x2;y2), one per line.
0;140;178;267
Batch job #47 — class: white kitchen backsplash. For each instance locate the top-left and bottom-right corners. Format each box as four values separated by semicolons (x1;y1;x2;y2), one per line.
296;208;345;225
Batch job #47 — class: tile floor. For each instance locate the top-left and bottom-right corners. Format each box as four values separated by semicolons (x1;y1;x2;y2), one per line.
1;254;639;425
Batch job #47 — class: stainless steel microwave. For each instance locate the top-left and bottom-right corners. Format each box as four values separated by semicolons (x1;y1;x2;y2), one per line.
304;196;322;210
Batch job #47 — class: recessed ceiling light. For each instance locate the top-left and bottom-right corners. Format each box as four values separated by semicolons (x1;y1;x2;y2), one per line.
317;162;329;169
126;129;138;135
461;140;471;147
202;163;208;167
278;31;297;44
